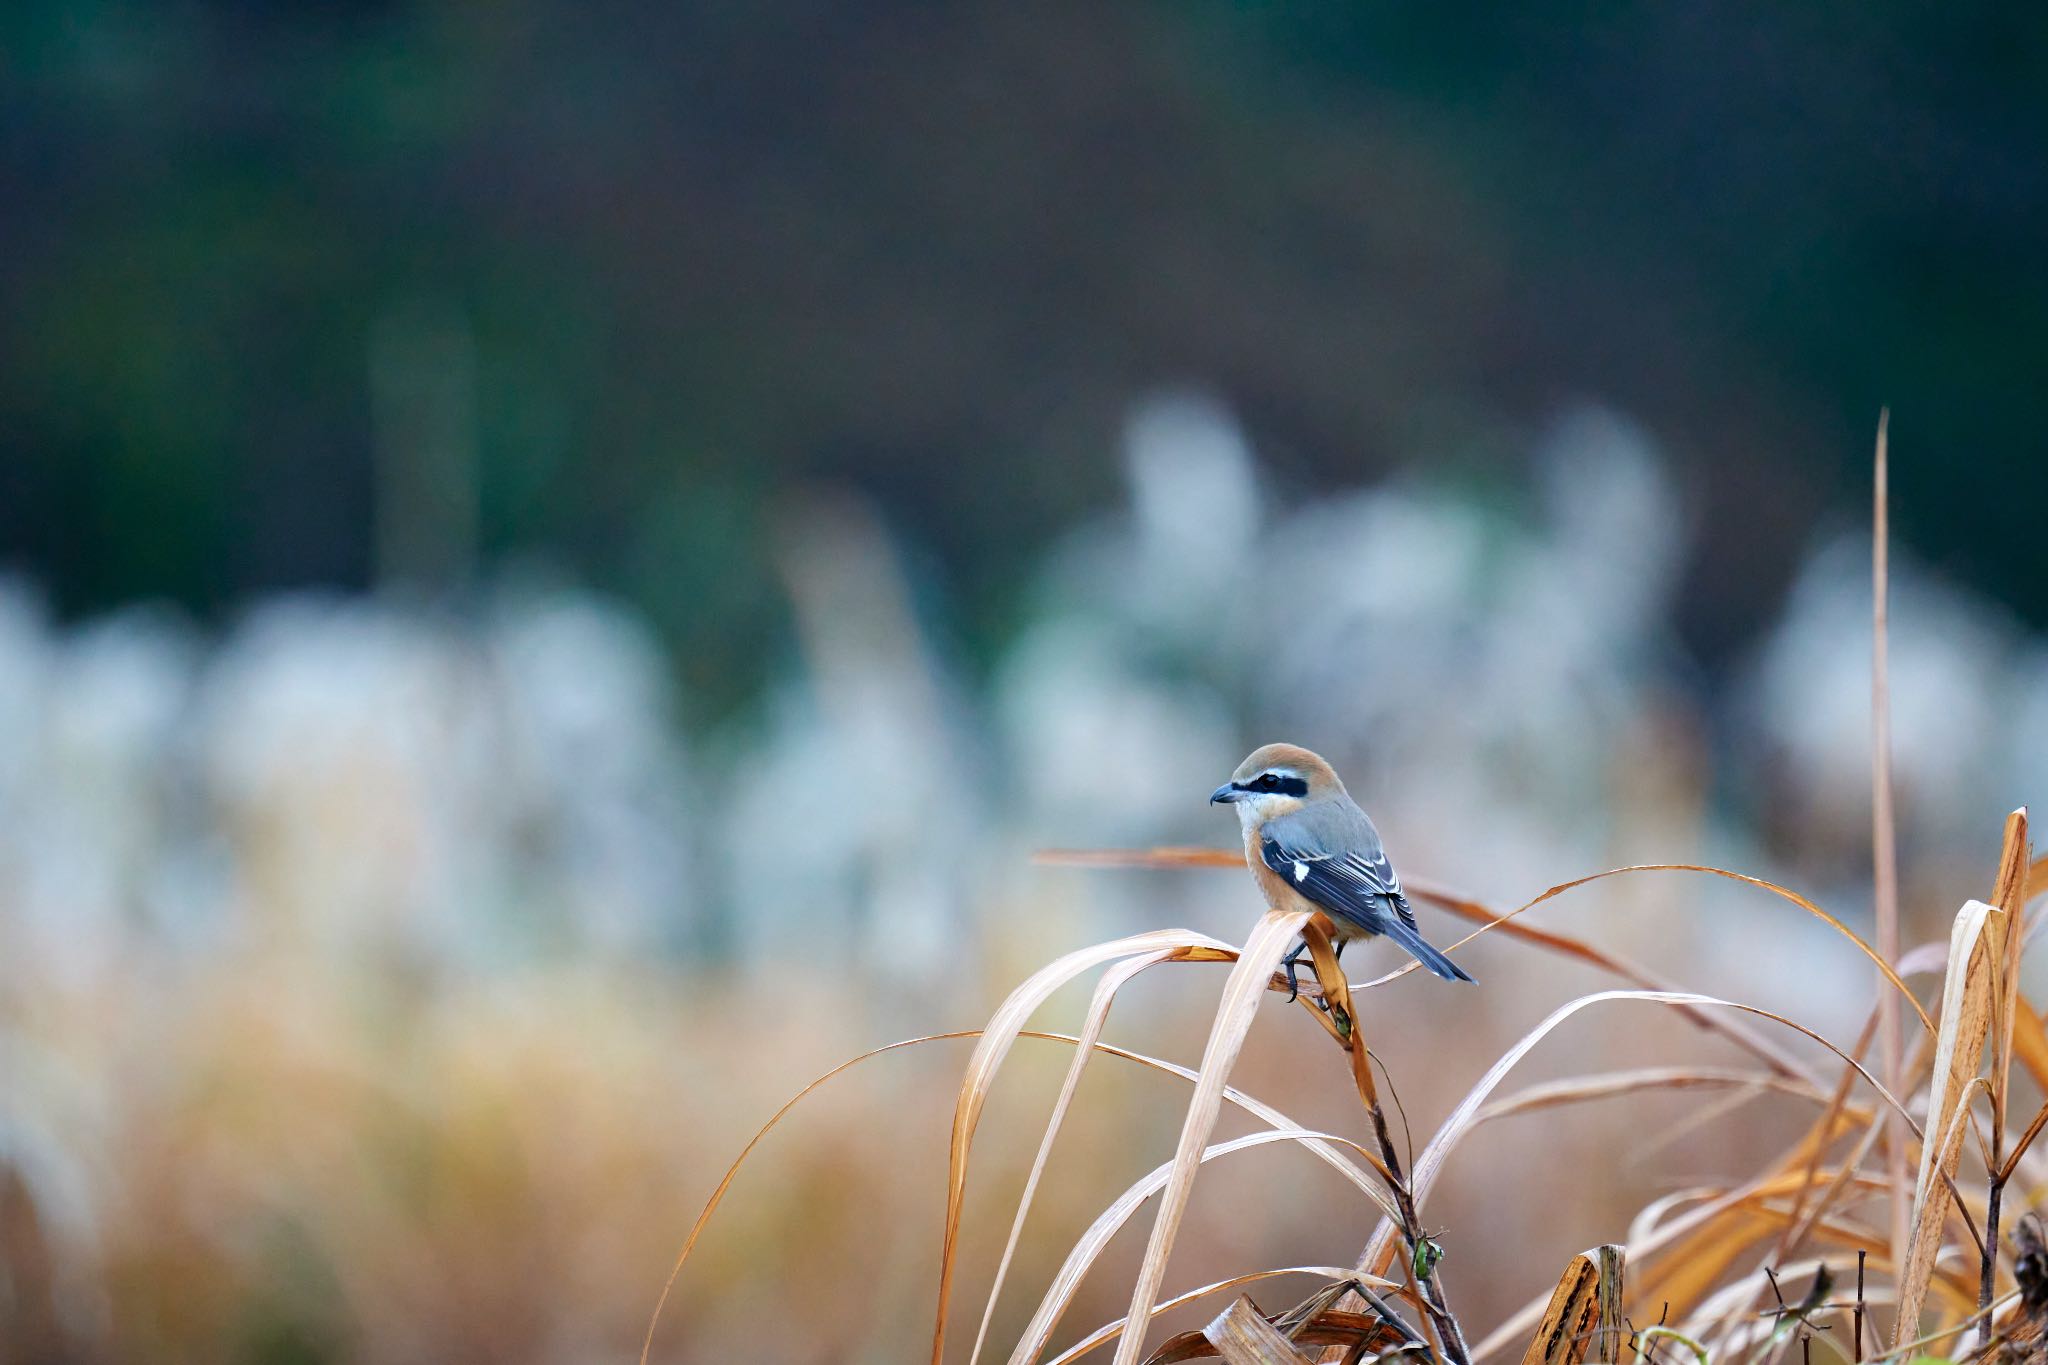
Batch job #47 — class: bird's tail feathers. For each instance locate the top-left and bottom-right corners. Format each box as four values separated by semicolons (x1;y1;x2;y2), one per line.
1382;918;1475;983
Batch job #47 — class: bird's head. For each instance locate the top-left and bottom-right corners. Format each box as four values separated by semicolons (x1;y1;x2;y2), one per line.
1209;743;1345;824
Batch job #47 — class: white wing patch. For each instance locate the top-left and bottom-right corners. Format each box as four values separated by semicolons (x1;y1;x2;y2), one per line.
1292;861;1309;883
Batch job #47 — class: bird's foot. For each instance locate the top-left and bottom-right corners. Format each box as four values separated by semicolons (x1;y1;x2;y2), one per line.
1280;941;1317;1004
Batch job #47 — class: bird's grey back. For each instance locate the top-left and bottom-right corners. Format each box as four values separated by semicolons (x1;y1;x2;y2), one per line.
1268;795;1381;859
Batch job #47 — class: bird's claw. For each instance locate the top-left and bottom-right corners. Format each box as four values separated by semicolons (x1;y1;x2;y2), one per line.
1281;943;1309;1003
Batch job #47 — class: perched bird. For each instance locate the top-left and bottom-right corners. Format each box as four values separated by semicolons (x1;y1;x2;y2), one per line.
1211;743;1473;993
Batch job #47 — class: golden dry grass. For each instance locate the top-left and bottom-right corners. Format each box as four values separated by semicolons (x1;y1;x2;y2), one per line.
648;420;2048;1365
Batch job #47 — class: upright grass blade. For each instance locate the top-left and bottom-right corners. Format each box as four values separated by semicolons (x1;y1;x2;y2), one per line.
1989;812;2030;1149
1109;910;1310;1365
934;930;1237;1365
1894;900;2000;1344
1873;407;1910;1321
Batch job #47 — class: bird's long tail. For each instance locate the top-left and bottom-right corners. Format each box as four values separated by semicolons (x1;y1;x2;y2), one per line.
1381;917;1475;983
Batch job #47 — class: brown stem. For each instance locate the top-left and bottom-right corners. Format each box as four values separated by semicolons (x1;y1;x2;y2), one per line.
1301;918;1470;1365
1367;1096;1471;1365
1855;1249;1867;1363
1981;1176;2006;1318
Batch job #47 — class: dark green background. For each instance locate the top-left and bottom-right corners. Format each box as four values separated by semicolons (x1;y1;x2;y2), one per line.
4;3;2042;704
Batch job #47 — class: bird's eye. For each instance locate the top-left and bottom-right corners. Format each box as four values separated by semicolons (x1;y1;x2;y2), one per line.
1254;773;1278;791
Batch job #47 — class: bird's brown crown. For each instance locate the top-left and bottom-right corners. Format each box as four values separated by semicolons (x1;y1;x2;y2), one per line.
1229;743;1346;798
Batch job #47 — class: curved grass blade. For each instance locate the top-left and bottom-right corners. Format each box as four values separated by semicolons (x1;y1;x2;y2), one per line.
1473;1067;1842;1125
1356;990;1931;1284
1110;910;1310;1365
1004;1122;1396;1365
1374;864;1934;1037
972;950;1180;1365
644;1021;1372;1364
1042;851;1934;1040
934;930;1237;1365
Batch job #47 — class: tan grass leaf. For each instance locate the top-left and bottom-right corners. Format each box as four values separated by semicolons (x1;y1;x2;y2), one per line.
1991;811;2031;1143
1357;990;1926;1284
1473;1068;1841;1126
1873;405;1909;1323
645;1021;1372;1365
1200;1297;1319;1365
1040;847;1916;1072
1894;900;2000;1346
972;949;1181;1365
1004;1125;1396;1365
1384;865;1934;1038
1109;910;1312;1365
934;930;1238;1365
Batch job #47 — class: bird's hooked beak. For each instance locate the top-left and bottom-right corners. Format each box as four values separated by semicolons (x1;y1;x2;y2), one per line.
1210;782;1244;805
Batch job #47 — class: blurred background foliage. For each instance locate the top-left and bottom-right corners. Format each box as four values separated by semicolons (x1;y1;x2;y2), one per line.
5;2;2046;697
4;5;2048;1364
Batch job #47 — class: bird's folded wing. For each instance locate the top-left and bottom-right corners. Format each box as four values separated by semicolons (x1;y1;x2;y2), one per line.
1258;834;1420;931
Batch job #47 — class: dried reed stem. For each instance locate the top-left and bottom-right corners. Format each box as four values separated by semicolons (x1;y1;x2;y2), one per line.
1872;410;1908;1289
1303;920;1471;1365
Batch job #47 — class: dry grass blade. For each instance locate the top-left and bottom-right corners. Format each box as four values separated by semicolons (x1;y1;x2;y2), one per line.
642;1029;982;1365
1044;850;1934;1039
1004;1123;1395;1365
1044;1267;1368;1365
1052;1036;1393;1211
2009;997;2048;1098
1108;910;1312;1365
1519;1247;1623;1365
1895;900;2000;1345
1685;1256;1854;1359
1201;1297;1319;1365
1047;853;1915;1106
1990;812;2030;1144
1473;1067;1842;1126
1474;1160;1939;1365
934;929;1237;1365
1357;989;1929;1282
1475;1185;1766;1363
1873;405;1909;1325
1395;864;1934;1037
2002;1099;2048;1184
1037;848;1245;870
646;1020;1381;1365
973;949;1181;1365
1694;1013;1881;1355
1470;1092;1960;1357
1979;812;2032;1328
1403;878;1813;1083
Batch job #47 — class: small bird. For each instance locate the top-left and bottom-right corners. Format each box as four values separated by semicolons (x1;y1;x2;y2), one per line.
1211;743;1473;994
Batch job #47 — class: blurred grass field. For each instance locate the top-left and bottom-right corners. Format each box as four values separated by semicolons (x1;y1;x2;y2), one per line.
5;409;2045;1362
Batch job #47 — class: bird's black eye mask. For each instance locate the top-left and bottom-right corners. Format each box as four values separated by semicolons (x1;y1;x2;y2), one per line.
1233;772;1308;798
